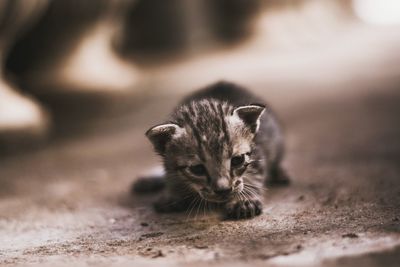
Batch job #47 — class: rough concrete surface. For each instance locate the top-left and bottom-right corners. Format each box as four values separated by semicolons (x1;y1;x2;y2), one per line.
1;25;400;267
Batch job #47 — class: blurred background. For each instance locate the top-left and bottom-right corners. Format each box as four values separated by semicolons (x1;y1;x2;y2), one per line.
1;1;400;266
1;0;399;149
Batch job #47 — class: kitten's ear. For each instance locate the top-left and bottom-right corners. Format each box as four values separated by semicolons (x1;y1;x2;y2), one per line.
146;123;184;155
233;104;266;133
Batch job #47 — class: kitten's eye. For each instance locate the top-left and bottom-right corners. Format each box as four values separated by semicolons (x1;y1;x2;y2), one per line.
188;164;207;176
231;154;245;168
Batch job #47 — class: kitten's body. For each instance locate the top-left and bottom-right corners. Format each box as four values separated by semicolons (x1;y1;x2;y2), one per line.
138;81;288;219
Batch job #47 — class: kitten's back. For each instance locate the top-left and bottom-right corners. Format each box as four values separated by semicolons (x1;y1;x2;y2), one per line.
179;81;266;108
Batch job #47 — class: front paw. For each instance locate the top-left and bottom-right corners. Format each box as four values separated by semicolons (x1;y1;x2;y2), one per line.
224;198;263;220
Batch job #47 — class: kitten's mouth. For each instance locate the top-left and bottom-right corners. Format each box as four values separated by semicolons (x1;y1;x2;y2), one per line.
199;185;243;203
201;196;230;203
199;191;238;203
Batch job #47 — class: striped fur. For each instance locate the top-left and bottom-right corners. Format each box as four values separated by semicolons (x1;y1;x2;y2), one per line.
146;81;287;219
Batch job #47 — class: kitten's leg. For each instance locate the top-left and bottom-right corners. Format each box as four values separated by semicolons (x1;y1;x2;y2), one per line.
154;184;199;213
266;164;290;186
154;194;190;213
224;181;263;220
133;166;166;194
263;130;290;186
132;175;166;194
153;192;196;213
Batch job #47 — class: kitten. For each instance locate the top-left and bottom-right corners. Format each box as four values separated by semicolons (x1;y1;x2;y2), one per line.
137;81;289;220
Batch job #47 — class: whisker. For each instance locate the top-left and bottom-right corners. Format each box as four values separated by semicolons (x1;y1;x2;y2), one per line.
245;186;260;197
240;191;249;203
186;196;200;221
244;185;259;194
248;159;264;163
244;183;267;192
243;187;261;201
203;200;206;217
195;198;204;220
242;190;254;201
236;192;242;202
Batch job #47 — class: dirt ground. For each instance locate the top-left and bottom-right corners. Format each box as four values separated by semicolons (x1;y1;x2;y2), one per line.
1;25;400;267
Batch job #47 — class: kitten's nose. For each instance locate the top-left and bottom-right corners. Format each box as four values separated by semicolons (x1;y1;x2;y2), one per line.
212;178;231;196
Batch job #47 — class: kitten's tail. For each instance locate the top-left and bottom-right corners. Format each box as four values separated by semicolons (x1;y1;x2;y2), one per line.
132;175;166;194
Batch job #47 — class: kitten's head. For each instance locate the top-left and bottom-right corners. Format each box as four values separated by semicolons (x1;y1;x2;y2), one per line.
146;99;265;202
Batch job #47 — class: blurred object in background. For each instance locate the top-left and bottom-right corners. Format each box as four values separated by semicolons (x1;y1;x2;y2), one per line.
1;0;268;147
0;0;49;148
119;0;188;54
0;81;48;148
1;0;400;151
206;0;261;42
254;0;354;51
119;0;262;59
7;0;138;96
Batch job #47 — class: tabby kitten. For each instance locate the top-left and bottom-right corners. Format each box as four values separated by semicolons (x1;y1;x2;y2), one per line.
143;81;289;220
